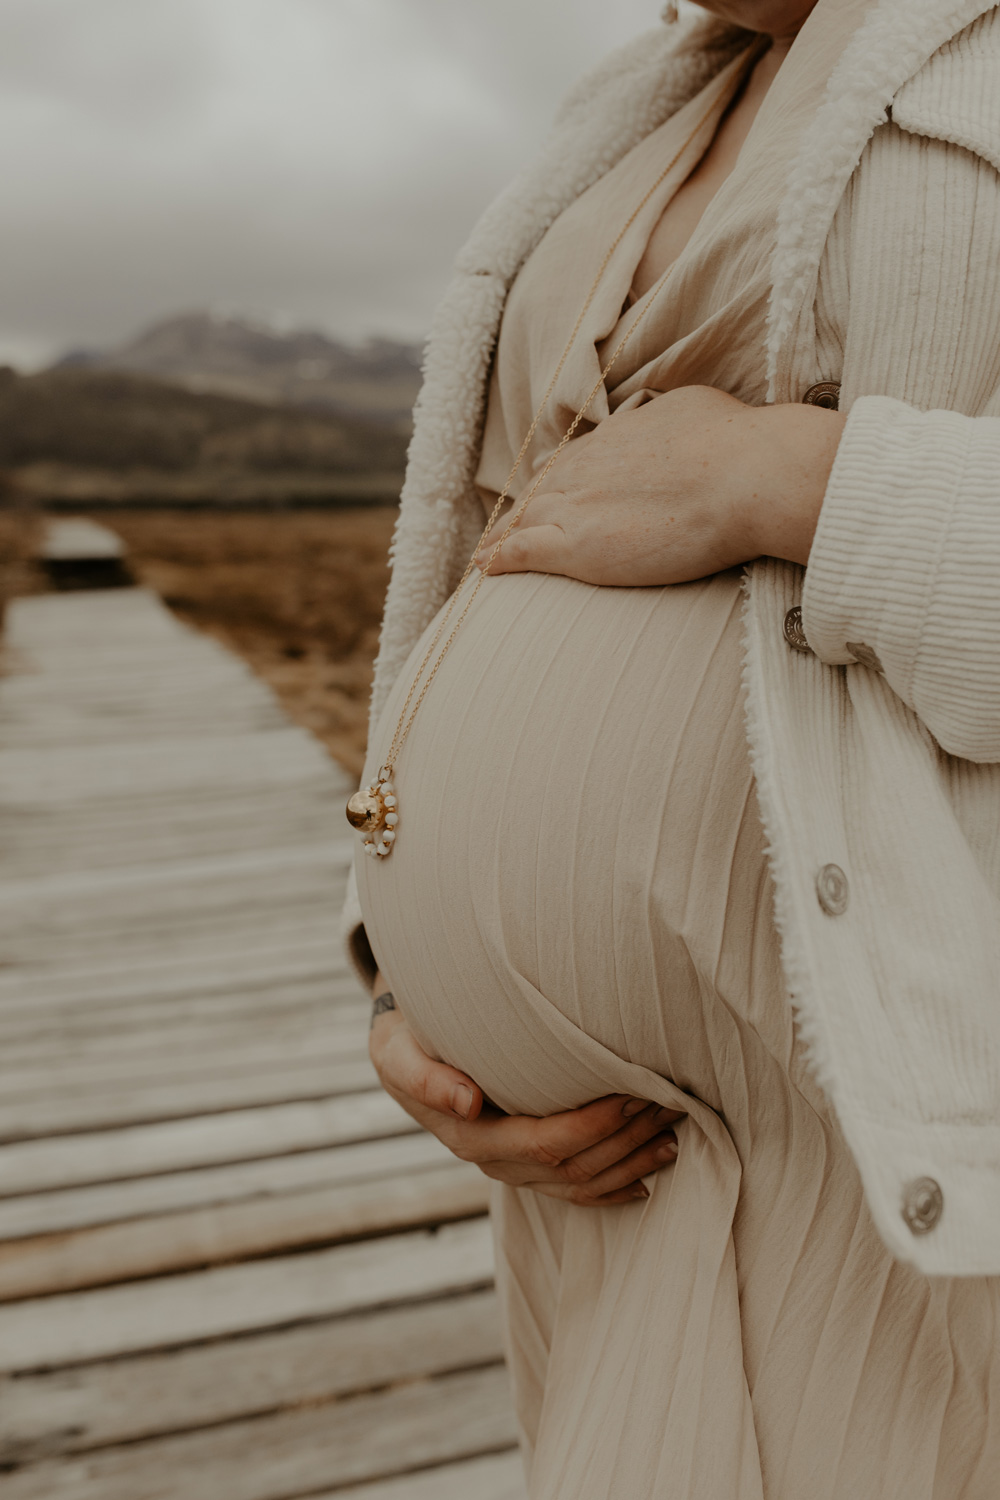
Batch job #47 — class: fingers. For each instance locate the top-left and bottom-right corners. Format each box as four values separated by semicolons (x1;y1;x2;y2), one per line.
521;1130;677;1206
371;1009;484;1123
559;1102;681;1183
566;1126;678;1199
477;522;569;578
467;1095;683;1180
529;1093;678;1166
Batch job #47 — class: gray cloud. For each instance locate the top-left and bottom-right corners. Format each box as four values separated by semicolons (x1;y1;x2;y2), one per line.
1;0;668;366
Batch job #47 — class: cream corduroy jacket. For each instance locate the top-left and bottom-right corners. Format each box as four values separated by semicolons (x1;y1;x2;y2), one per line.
347;0;1000;1276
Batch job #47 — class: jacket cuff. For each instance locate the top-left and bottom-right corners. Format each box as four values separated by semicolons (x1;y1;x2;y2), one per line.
802;394;975;683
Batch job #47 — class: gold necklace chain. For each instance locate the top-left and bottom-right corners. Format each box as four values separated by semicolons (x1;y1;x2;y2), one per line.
347;89;725;857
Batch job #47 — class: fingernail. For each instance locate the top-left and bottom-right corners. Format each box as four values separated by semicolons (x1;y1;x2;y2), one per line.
654;1106;676;1125
622;1098;649;1117
631;1183;650;1200
452;1086;474;1118
655;1138;678;1162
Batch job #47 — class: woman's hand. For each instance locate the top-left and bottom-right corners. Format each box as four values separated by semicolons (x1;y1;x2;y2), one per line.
369;974;683;1206
476;385;846;585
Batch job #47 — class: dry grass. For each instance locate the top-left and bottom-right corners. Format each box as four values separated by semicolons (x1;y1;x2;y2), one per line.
104;509;396;777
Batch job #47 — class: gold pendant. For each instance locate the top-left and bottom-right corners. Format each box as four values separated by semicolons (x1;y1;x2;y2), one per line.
345;769;398;858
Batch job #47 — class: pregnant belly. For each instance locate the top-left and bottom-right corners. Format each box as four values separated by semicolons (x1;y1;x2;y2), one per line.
356;567;771;1117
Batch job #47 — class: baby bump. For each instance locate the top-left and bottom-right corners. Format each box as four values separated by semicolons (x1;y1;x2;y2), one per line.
356;567;783;1117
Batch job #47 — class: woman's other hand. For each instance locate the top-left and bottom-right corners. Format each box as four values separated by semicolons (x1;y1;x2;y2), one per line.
369;974;683;1206
476;385;845;585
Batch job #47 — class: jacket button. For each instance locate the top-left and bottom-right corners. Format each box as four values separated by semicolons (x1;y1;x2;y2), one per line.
901;1177;943;1235
783;605;811;653
816;863;849;915
846;640;884;673
802;381;841;410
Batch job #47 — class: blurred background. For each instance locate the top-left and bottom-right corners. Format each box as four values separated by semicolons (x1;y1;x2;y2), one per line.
1;0;666;770
0;4;670;1498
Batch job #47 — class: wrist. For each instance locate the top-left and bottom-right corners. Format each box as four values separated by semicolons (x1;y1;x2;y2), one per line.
748;403;846;566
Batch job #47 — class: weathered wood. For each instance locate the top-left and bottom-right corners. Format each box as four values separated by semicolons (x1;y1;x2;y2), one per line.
0;1162;489;1300
0;842;352;920
0;729;347;807
0;582;517;1495
0;1056;379;1142
327;1452;526;1500
0;1217;494;1372
0;1289;503;1462
0;981;362;1044
0;1038;371;1097
3;590;185;647
0;929;352;1005
42;521;125;561
0;919;347;980
0;1132;450;1238
0;1364;518;1500
0;1020;369;1083
0;1092;415;1196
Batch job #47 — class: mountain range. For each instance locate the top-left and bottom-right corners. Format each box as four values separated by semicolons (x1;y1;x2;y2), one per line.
60;314;424;432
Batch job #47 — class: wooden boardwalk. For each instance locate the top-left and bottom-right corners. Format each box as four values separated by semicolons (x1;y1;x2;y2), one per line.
0;576;524;1498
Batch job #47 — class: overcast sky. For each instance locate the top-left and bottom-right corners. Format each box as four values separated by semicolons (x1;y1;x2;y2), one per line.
0;0;675;368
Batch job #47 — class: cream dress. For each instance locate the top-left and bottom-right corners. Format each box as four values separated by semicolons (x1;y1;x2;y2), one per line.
357;11;1000;1497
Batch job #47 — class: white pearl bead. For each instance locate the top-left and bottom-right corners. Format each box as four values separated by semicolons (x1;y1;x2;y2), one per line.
384;795;397;808
377;843;389;856
383;829;395;842
385;812;399;826
381;782;394;795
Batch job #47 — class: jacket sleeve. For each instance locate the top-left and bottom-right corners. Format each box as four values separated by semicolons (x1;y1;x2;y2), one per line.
800;116;1000;763
802;396;1000;762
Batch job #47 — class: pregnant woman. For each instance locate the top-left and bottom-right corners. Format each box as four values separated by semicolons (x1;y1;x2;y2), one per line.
346;1;1000;1495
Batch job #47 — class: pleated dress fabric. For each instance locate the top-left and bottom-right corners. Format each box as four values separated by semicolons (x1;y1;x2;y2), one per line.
356;6;1000;1495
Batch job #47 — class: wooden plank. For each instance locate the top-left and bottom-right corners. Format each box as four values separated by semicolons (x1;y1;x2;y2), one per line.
42;521;125;560
0;1034;371;1099
0;1132;450;1239
0;930;352;1006
0;1092;415;1196
0;1364;517;1500
0;1216;494;1371
0;927;350;985
0;704;287;739
0;885;349;962
0;980;362;1042
0;840;353;913
326;1452;526;1500
0;792;344;840
0;1006;364;1064
0;795;347;849
0;1016;370;1080
3;589;187;648
0;1056;379;1142
0;727;344;807
0;1289;503;1462
0;899;350;969
0;823;347;881
0;1162;489;1300
0;981;360;1042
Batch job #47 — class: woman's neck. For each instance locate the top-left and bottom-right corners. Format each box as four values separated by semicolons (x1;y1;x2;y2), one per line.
752;35;794;92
